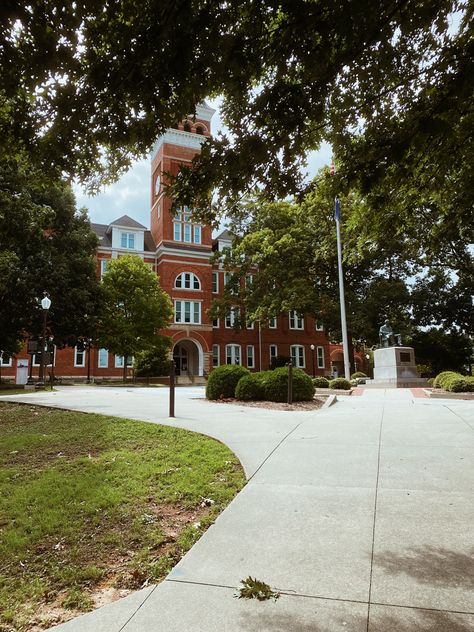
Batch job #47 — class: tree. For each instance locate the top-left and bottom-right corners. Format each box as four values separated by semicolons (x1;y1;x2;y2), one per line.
0;147;101;355
98;255;173;380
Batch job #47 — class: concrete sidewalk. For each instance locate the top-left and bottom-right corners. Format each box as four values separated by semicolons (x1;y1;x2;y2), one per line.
3;387;474;631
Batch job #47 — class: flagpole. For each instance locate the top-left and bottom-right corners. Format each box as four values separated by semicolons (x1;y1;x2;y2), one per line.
335;196;351;380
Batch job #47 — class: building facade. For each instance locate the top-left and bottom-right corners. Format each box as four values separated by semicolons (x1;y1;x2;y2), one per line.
3;103;338;382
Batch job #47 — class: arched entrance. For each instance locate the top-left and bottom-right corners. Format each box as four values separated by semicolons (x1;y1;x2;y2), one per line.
173;339;204;376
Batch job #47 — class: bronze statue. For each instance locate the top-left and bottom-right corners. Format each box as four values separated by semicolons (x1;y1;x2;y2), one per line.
379;320;402;348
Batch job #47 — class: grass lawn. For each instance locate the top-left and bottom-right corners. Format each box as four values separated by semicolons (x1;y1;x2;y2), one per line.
0;402;245;631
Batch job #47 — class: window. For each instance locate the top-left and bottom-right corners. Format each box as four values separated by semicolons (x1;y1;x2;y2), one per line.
175;300;201;324
98;348;108;368
212;317;219;328
225;307;240;328
317;346;325;369
212;345;220;367
157;203;161;219
100;260;109;278
33;345;55;367
0;353;12;367
245;274;253;287
115;355;133;368
74;346;86;367
212;272;219;293
316;321;324;331
226;344;241;365
246;319;254;330
173;206;203;245
120;232;135;249
269;316;277;329
289;311;304;330
290;345;305;368
175;272;201;290
247;345;255;368
269;344;278;361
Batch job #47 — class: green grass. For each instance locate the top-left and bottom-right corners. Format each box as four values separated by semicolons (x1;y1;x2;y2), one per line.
0;403;245;631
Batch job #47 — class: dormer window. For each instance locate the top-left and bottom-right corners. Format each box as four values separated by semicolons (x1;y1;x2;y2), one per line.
120;232;135;249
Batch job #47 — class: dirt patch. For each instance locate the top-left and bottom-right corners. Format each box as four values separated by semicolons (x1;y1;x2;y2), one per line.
210;397;326;410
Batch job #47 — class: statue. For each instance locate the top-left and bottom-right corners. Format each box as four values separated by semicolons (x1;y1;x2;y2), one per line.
379;319;402;348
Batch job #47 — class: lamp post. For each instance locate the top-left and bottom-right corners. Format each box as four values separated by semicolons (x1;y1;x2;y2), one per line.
37;295;51;389
310;344;316;377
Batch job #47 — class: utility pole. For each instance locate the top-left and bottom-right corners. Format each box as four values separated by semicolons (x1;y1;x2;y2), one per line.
335;197;351;380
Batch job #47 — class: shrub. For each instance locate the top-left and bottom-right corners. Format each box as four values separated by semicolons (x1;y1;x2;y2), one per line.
329;377;351;390
263;367;315;402
313;376;330;388
206;365;250;400
445;377;471;393
134;343;171;377
235;373;265;401
433;371;462;389
416;363;433;378
351;372;367;379
270;355;291;370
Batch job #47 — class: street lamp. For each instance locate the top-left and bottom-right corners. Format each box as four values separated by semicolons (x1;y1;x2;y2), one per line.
310;344;316;377
36;295;51;389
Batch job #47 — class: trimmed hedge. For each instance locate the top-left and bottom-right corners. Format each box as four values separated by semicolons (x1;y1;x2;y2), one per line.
351;372;367;379
313;376;330;388
329;377;351;390
433;371;460;389
262;367;315;402
433;371;474;393
206;365;250;400
235;373;265;401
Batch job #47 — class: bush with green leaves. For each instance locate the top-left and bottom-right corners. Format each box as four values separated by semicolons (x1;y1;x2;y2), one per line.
313;376;330;388
206;365;250;400
134;340;171;377
270;355;291;370
329;377;351;390
351;372;367;379
235;373;265;400
262;367;315;402
433;371;462;389
444;375;473;393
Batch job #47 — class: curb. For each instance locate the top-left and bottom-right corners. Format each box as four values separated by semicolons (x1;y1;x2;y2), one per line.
322;394;337;408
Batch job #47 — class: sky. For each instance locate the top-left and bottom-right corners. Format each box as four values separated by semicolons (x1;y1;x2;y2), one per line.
73;97;333;230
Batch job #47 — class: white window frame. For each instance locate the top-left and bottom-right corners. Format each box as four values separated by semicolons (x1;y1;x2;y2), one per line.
290;345;305;368
175;272;201;290
33;345;55;367
212;271;219;293
212;317;219;329
269;344;278;360
269;316;277;329
317;346;325;369
173;221;181;241
98;348;108;368
315;321;324;331
74;346;86;368
289;311;304;330
212;344;220;368
115;355;133;368
120;232;135;249
245;274;253;287
225;307;240;328
0;353;12;367
246;320;254;330
226;344;241;366
100;259;109;278
194;225;201;244
174;300;201;325
247;345;255;369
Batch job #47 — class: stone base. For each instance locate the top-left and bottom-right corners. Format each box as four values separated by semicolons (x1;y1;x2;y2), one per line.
373;346;423;388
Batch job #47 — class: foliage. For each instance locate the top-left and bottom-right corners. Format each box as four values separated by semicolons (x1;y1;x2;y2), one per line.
329;378;352;390
206;365;250;400
98;256;173;379
237;576;280;602
269;355;292;370
313;377;330;388
262;367;315;402
235;373;265;401
0;148;101;354
411;330;472;375
433;371;462;389
351;372;367;379
444;376;473;393
416;364;433;378
0;403;245;631
134;339;172;377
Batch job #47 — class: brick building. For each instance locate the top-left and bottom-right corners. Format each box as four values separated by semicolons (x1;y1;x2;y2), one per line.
3;102;336;383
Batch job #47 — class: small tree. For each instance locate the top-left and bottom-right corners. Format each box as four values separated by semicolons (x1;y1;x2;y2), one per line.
98;256;173;380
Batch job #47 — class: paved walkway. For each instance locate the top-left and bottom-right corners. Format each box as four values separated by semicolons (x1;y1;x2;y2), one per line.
3;387;474;631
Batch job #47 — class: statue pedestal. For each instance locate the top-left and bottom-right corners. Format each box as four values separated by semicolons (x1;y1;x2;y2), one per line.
373;346;427;388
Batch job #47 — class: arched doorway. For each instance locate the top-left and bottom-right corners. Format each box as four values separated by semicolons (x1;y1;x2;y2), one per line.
173;339;204;376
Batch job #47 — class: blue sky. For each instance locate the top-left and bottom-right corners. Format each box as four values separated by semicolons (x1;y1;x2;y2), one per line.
74;98;332;230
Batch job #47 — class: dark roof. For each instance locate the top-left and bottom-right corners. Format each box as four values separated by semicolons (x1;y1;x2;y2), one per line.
109;215;147;230
91;223;112;247
215;229;234;241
